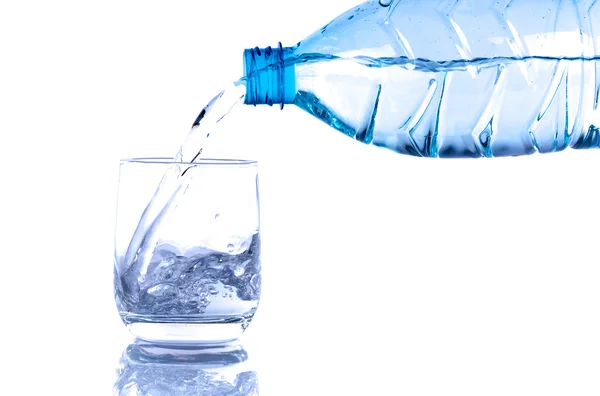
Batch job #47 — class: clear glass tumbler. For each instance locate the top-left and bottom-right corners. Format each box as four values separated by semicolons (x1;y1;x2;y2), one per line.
114;158;261;343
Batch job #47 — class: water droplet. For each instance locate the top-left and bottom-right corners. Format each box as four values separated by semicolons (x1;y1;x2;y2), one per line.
348;15;354;20
209;286;219;295
214;213;220;221
379;0;393;6
222;293;227;298
227;244;235;253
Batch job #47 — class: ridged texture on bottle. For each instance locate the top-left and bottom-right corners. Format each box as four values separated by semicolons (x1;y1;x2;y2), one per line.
291;0;600;157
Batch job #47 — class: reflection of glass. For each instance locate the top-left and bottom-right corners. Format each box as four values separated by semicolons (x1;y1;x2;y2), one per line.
113;341;259;395
113;159;261;342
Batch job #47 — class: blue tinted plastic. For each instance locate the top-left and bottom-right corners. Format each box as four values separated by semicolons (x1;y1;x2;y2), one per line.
243;0;600;158
244;44;296;107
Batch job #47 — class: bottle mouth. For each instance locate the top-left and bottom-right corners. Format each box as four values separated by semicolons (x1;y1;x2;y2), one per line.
243;43;296;108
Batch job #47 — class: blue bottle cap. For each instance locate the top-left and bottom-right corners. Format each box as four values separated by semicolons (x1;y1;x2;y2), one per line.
243;43;296;108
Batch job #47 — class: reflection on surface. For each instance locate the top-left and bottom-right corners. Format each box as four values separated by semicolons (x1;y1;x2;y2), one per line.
113;340;259;395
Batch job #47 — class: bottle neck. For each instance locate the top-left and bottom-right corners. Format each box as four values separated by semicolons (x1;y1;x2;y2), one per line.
243;44;296;108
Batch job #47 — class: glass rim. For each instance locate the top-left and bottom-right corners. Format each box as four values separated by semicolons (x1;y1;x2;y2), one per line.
120;157;258;167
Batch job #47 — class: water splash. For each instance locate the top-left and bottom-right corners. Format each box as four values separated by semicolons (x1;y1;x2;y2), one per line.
121;81;248;295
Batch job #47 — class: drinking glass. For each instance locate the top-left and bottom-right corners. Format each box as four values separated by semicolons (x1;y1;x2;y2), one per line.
114;158;261;343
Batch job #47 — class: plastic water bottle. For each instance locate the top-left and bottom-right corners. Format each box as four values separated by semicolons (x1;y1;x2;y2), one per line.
243;0;600;158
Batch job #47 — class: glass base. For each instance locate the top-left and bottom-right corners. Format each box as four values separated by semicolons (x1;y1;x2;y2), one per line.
122;315;251;344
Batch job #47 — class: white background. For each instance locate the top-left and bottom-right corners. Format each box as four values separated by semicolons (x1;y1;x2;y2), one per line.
1;0;599;394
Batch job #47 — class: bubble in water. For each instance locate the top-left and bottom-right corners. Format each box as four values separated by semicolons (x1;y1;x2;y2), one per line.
234;265;245;277
234;259;251;277
227;244;235;253
147;284;178;298
120;234;262;317
379;0;393;6
200;295;211;307
215;213;220;221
